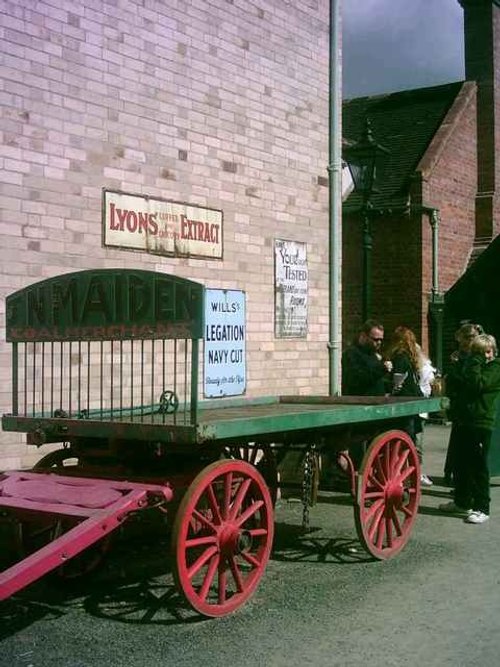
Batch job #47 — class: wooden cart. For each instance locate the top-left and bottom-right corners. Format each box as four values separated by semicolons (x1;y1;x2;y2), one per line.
0;269;446;617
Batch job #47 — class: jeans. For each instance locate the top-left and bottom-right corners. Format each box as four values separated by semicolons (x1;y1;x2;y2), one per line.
454;424;491;515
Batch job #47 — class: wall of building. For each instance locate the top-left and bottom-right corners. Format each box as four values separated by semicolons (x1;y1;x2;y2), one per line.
0;0;331;469
341;83;478;358
462;0;500;242
342;209;423;348
419;82;477;352
375;212;423;338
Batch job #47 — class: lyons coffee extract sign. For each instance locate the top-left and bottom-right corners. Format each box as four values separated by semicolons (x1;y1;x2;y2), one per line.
204;289;246;398
103;189;223;260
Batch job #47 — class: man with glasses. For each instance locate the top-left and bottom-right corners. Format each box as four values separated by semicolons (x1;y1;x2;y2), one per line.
341;319;393;396
327;319;394;477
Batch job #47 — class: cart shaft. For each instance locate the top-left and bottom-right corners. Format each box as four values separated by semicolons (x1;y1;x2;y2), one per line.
0;472;173;600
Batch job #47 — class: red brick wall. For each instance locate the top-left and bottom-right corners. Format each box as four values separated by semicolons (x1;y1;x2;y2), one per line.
342;210;422;349
420;87;477;350
462;0;500;240
342;86;477;357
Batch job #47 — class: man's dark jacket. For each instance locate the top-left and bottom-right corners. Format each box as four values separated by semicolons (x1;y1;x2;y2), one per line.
342;343;387;396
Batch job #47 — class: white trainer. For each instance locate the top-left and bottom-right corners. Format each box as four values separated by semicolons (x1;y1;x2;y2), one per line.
420;474;433;486
465;511;489;524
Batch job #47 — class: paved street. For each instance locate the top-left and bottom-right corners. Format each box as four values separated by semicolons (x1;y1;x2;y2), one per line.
2;424;500;666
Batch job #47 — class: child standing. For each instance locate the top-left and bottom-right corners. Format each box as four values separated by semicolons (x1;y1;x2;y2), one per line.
443;322;483;484
439;334;500;524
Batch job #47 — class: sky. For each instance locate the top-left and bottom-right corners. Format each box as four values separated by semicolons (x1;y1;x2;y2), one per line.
342;0;465;98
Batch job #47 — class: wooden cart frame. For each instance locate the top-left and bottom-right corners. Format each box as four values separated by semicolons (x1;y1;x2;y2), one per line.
1;270;447;616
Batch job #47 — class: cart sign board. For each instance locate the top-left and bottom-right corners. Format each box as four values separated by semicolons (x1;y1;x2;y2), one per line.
5;269;204;342
103;189;223;260
274;239;308;337
204;289;246;398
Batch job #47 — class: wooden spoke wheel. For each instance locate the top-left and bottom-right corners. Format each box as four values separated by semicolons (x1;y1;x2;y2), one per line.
18;516;111;580
51;519;112;580
172;459;274;617
354;430;420;560
32;448;80;471
223;444;279;506
30;449;111;578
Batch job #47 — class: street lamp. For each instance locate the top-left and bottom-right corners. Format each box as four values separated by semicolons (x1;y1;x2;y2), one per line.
344;118;389;322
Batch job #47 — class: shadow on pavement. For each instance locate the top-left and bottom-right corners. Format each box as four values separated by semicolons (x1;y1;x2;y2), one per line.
0;528;203;637
272;521;373;565
2;510;372;635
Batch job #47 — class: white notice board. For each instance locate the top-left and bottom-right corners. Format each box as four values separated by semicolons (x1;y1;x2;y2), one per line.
274;239;308;337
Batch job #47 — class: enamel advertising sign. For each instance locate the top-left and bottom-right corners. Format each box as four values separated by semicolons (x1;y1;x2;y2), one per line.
103;189;223;260
274;239;308;338
204;289;246;398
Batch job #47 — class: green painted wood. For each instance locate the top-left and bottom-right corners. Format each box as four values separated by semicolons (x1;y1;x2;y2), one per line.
3;395;448;447
6;269;204;342
1;414;197;445
195;396;447;442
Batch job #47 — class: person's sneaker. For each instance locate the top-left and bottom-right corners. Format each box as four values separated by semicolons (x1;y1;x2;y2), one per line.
420;474;433;486
465;511;490;524
438;501;473;516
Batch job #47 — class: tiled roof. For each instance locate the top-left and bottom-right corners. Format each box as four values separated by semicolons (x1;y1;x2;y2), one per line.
342;81;464;212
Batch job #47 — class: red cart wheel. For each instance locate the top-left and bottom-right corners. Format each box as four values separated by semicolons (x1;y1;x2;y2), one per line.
29;449;111;578
172;459;274;617
354;430;420;560
223;444;279;506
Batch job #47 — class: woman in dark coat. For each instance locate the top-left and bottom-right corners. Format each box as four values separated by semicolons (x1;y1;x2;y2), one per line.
386;326;425;468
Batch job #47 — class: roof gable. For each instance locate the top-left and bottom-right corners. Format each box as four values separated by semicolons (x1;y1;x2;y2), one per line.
343;81;465;211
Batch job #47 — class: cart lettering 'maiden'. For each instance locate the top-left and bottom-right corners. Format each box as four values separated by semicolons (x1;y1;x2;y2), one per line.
0;269;447;617
6;269;203;341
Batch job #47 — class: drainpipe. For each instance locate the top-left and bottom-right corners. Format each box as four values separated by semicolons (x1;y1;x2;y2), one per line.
327;0;342;395
429;209;440;299
428;208;444;373
414;205;444;373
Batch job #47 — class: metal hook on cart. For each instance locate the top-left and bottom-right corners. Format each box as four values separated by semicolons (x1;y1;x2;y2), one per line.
157;390;180;414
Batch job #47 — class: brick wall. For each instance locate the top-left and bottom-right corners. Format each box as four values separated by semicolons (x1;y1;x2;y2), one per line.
342;83;478;359
342;210;423;347
419;82;477;353
461;0;500;241
0;0;331;469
